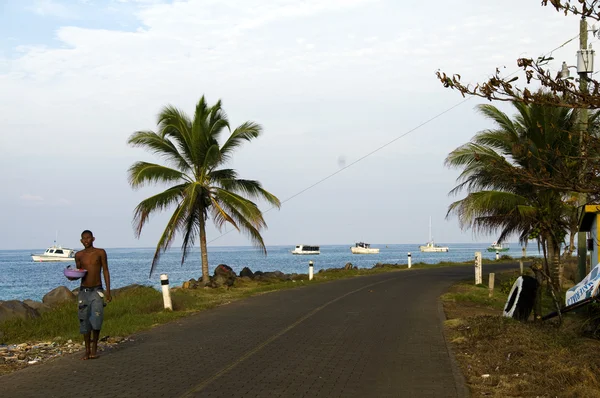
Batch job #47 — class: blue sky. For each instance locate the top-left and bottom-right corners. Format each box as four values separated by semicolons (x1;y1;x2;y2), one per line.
0;0;587;250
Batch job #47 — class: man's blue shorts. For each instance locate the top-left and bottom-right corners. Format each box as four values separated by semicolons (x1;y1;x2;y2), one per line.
77;286;105;334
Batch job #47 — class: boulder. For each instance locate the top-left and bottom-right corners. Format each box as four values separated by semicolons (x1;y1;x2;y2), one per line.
208;264;237;288
239;267;254;278
214;264;235;277
344;262;354;270
42;286;76;307
0;300;40;323
23;300;52;314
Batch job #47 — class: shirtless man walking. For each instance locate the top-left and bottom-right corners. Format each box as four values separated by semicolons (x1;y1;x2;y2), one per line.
74;230;111;360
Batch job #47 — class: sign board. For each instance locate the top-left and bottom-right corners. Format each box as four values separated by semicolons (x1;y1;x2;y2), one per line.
565;262;600;306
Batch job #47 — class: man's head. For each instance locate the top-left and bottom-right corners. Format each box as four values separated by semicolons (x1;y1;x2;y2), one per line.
81;230;95;248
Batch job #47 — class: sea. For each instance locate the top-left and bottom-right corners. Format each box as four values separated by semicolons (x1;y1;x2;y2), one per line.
0;243;540;302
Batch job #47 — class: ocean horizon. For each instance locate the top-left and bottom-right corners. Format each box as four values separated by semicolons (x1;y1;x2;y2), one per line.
0;243;541;302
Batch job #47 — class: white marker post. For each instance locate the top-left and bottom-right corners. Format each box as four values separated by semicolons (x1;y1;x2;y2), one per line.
519;260;524;275
475;252;482;285
488;273;495;297
522;247;527;258
495;250;500;260
309;260;314;281
160;274;173;311
407;252;412;269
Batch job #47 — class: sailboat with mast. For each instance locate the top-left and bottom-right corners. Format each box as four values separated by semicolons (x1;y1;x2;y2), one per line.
419;217;449;253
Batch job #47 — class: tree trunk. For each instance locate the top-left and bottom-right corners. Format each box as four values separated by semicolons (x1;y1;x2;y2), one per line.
199;216;210;284
565;232;576;257
547;235;562;290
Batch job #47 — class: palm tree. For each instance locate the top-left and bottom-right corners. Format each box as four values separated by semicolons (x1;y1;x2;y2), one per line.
446;98;583;288
127;96;281;283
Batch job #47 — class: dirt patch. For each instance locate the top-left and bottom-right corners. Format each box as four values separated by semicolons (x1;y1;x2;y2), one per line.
443;279;600;397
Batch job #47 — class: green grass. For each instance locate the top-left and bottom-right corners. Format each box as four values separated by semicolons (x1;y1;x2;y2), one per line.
0;258;528;344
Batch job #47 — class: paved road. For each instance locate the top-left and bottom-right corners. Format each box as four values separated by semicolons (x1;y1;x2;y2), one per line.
1;263;518;398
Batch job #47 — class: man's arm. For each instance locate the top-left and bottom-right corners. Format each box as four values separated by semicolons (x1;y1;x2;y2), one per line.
75;252;82;270
101;249;111;302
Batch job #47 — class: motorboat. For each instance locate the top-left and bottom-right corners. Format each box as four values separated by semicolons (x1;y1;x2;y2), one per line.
291;245;320;255
350;242;379;254
31;245;76;262
487;241;510;252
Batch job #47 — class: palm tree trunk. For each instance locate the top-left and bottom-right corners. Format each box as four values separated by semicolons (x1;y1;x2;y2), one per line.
566;232;576;257
547;235;562;290
199;216;210;284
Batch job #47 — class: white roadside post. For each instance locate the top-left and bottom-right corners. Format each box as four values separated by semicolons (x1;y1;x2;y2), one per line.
522;247;527;258
520;260;524;275
475;252;482;285
309;260;314;281
488;273;495;297
160;274;173;311
407;252;412;268
496;250;500;260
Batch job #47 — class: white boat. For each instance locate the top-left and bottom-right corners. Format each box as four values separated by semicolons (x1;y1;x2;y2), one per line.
291;245;320;255
419;217;449;253
31;245;76;262
419;241;449;253
351;242;380;254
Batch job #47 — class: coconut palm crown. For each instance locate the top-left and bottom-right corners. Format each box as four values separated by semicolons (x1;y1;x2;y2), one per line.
127;96;281;282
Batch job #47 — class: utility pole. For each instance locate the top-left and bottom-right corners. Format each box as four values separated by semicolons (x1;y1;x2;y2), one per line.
577;16;590;283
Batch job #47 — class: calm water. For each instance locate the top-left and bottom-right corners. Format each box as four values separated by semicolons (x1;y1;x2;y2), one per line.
0;243;539;302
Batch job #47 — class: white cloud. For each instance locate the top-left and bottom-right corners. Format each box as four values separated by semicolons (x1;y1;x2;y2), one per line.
20;194;44;202
27;0;78;18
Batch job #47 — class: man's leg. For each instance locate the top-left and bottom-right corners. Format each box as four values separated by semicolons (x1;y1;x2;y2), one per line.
82;332;91;360
90;330;100;359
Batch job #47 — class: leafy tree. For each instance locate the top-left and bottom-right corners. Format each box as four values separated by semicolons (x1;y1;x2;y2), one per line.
437;0;600;196
127;96;281;283
446;99;582;287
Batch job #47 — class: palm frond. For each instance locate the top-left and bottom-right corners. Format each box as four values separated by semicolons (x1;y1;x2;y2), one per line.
220;122;262;159
127;131;191;172
132;184;188;238
128;162;189;189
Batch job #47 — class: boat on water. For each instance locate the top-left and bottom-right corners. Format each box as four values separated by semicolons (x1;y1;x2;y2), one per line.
419;241;449;253
351;242;380;254
31;245;76;262
419;217;449;252
487;241;510;252
291;245;320;255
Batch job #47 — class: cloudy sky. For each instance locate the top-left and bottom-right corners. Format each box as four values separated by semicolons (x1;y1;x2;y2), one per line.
0;0;589;250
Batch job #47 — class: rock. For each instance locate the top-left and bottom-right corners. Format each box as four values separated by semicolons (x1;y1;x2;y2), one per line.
214;264;235;277
17;353;26;360
208;264;237;288
42;287;76;307
0;300;40;323
182;281;191;289
344;262;354;270
23;300;52;314
239;267;254;278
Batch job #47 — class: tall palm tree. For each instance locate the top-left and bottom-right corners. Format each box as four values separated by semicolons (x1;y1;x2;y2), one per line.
446;98;582;287
127;96;281;283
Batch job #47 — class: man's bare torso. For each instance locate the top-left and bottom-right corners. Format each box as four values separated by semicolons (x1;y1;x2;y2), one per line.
76;248;106;287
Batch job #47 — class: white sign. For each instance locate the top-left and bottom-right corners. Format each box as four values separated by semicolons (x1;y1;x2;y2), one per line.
565;262;600;306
